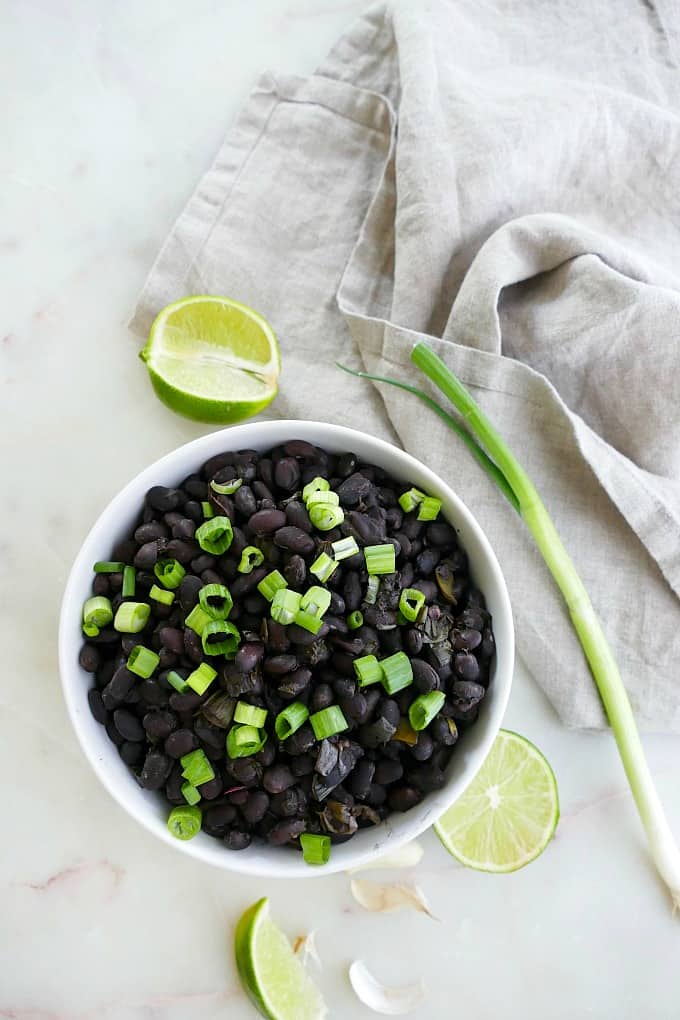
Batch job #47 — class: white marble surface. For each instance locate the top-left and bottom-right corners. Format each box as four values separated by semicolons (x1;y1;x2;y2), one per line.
2;2;679;1017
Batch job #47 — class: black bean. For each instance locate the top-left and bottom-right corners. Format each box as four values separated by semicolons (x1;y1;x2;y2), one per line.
113;709;145;742
349;759;375;800
263;654;298;676
284;439;317;459
374;758;403;785
430;716;458;746
146;486;184;512
378;629;402;655
165;764;185;804
274;457;300;491
263;764;295;794
410;658;441;695
134;539;167;569
241;791;269;825
365;783;387;807
358;718;396;748
480;628;495;659
377;698;400;729
235;642;264;673
345;511;386;546
268;818;305;845
409;764;446;793
143;709;177;740
454;653;481;682
164;728;198;758
335;452;356;477
105;718;125;746
255;741;276;767
388;786;422;811
411;579;438;604
119;741;144;765
87;688;108;724
337;473;372;507
310;683;334;712
411;731;434;761
79;644;101;673
198;776;224;800
108;666;136;701
172;518;196;541
343;572;362;612
415;547;440;575
139;679;167;706
205;804;237;830
224;830;252;850
274;526;315;556
134;521;168;544
227;758;262;787
157;627;183;656
234;486;257;518
230;568;268;600
290;754;315;778
270;788;302;818
284;553;307;588
249;508;287;533
183;628;203;665
139;750;172;790
340;692;369;724
285;501;312;534
450;680;485;715
277;667;312;699
453;628;482;651
92;574;110;596
285;723;316;755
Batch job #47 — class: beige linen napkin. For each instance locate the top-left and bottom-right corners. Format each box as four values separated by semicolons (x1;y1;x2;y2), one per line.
131;0;680;731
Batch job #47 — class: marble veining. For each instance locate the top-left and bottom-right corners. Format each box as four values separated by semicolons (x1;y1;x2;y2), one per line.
2;1;679;1018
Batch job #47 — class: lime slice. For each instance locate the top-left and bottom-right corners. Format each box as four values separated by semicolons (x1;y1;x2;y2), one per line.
434;729;559;873
234;898;327;1020
140;295;280;423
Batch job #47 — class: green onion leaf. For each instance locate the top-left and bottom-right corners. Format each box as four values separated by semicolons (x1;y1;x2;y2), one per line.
82;622;100;638
274;702;310;740
300;833;331;866
364;576;380;605
381;652;413;694
310;552;338;582
167;804;202;840
257;569;287;602
408;691;446;731
166;670;189;693
238;546;265;574
294;609;324;634
347;610;364;630
198;583;233;620
181;783;201;806
417;496;442;521
184;604;212;636
186;662;217;696
226;724;266;759
195;516;233;555
310;705;348;740
399;588;426;623
353;654;382;687
180;748;215;787
83;596;113;629
331;536;360;561
149;583;175;605
234;702;268;727
397;489;426;513
271;588;302;625
113;601;150;634
201;619;241;657
364;544;396;576
210;477;243;495
93;561;125;574
122;566;136;598
308;504;344;531
154;558;186;590
300;586;331;619
302;476;330;501
201;501;215;519
126;644;160;679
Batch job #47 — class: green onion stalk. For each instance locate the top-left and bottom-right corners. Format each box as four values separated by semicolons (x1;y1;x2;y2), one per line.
339;343;680;911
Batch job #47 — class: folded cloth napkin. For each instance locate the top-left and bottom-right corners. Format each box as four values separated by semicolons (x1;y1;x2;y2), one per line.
131;0;680;732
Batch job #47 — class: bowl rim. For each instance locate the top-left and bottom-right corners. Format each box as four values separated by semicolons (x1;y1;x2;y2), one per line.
59;420;513;877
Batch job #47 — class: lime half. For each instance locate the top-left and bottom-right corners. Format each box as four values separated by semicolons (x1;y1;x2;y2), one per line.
234;898;327;1020
434;729;559;873
140;295;280;423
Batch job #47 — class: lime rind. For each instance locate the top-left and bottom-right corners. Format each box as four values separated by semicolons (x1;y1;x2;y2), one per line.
434;729;559;874
234;898;327;1020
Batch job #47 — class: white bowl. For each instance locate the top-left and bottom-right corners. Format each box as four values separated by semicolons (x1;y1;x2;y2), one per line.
59;420;513;877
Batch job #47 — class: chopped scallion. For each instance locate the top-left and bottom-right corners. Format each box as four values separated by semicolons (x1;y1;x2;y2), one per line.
154;558;185;589
180;748;215;787
184;604;212;636
195;516;233;555
408;691;446;731
186;662;217;696
364;544;396;575
271;588;302;626
83;596;113;629
181;783;201;806
210;477;242;495
122;565;136;598
310;705;348;740
331;536;360;560
364;575;380;605
347;610;363;630
226;724;266;759
305;490;340;508
274;702;309;740
113;601;150;634
198;583;233;620
257;569;287;602
149;583;175;605
126;644;160;679
302;476;330;501
417;496;442;521
398;588;426;623
397;488;426;513
201;500;214;519
234;702;268;727
238;546;265;574
310;552;338;582
201;619;241;657
82;622;99;638
300;586;331;619
308;504;344;531
381;651;413;694
166;670;189;693
93;561;125;574
300;832;331;866
294;609;323;634
353;654;382;687
167;805;202;840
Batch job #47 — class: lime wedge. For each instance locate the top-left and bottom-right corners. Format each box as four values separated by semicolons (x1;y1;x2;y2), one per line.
234;898;327;1020
434;729;559;873
140;295;280;423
